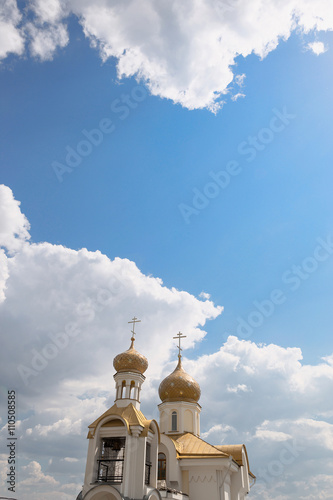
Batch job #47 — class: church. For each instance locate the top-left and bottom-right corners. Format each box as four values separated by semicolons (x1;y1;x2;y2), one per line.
76;318;255;500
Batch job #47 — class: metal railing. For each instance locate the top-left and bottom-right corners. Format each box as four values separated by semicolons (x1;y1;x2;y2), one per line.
145;461;152;485
97;458;124;483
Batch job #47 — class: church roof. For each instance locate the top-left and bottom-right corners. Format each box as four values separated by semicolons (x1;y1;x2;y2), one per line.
87;403;158;439
168;432;229;458
166;433;255;478
215;444;255;478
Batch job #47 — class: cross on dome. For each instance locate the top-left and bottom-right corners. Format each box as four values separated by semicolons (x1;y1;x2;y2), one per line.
173;331;186;358
128;316;141;344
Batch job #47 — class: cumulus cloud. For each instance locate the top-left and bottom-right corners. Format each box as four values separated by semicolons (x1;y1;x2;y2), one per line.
307;40;327;55
1;1;333;109
184;336;333;498
26;22;69;61
70;0;333;110
27;417;82;437
0;184;31;253
0;0;25;59
1;185;333;499
0;185;222;498
21;460;59;486
0;184;30;301
30;0;69;24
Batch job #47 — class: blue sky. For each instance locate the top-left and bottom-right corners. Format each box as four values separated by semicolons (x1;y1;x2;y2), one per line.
1;2;333;499
2;23;333;360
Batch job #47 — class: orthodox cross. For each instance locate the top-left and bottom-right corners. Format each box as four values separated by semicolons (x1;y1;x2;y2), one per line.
173;331;187;357
128;316;141;342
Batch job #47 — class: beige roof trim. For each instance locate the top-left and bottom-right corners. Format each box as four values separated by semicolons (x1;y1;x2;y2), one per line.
87;404;160;442
215;444;255;478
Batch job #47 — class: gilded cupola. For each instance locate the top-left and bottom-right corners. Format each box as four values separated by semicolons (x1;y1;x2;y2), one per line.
158;332;201;404
158;354;201;403
113;338;148;375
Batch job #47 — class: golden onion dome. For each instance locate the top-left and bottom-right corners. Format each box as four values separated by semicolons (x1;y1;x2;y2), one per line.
159;355;201;403
113;337;148;375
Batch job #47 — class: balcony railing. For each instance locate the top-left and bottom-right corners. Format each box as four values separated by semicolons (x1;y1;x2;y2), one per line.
145;461;152;485
97;458;124;483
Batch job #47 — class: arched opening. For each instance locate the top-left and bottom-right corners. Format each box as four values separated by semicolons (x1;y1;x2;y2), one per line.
158;452;166;480
85;484;123;500
129;380;135;399
171;411;177;432
98;437;126;483
121;380;126;398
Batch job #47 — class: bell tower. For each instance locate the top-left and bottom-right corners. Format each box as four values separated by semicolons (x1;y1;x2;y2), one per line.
80;318;160;500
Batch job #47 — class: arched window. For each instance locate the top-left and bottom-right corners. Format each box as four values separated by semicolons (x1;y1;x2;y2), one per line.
158;452;166;480
116;385;121;400
129;381;135;399
121;380;126;398
171;411;177;431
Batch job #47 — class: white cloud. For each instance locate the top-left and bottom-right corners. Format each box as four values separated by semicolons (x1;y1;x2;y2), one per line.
1;1;333;109
0;184;30;302
201;423;236;441
322;353;333;365
0;184;222;498
21;460;59;486
0;249;9;303
0;184;31;253
0;0;25;60
199;291;211;300
67;0;333;110
307;41;327;55
26;22;69;61
231;92;246;102
27;417;82;437
0;454;8;486
30;0;69;24
1;185;333;499
226;383;251;393
254;429;292;442
234;74;246;87
185;336;333;498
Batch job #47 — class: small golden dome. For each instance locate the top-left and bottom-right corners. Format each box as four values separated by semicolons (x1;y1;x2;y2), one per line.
159;356;201;403
113;338;148;375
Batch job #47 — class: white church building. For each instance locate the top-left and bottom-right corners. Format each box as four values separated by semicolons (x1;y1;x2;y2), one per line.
76;319;255;500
